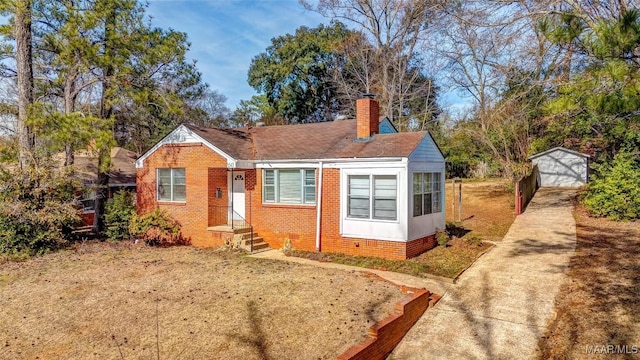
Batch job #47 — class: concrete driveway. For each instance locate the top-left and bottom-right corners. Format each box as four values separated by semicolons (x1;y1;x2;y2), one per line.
390;188;578;359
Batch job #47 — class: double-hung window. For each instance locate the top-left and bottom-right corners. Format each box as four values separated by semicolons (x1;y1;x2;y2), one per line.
157;168;186;202
432;174;442;212
263;169;316;204
347;174;397;220
413;172;441;216
348;176;370;218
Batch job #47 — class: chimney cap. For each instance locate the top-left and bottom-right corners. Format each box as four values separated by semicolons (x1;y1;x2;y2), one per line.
361;93;375;99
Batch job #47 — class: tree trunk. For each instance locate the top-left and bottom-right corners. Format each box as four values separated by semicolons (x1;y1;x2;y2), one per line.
63;73;77;166
92;155;109;233
92;6;116;234
15;0;35;168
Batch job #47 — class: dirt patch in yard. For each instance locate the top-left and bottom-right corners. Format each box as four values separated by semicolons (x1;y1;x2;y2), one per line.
445;179;516;241
0;243;405;359
538;204;640;359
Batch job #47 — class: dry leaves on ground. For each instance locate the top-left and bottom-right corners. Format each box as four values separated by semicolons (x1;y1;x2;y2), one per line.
445;179;516;241
539;205;640;359
0;243;405;360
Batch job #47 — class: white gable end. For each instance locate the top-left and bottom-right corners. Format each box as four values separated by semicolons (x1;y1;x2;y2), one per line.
531;149;589;187
408;133;445;163
135;124;236;169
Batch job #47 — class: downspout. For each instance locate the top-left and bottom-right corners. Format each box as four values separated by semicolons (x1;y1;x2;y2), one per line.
315;161;324;252
230;168;234;229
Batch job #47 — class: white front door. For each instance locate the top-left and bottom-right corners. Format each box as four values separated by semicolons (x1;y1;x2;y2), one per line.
230;171;245;221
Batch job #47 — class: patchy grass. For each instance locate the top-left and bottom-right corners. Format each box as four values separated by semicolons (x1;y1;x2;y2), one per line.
446;179;516;241
288;238;491;279
0;242;405;359
538;203;640;359
410;237;491;278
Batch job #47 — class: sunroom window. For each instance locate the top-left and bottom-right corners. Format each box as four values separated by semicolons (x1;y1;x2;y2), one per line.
348;174;397;221
413;172;441;216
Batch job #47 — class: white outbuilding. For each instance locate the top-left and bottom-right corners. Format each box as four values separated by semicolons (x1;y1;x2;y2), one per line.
529;147;590;187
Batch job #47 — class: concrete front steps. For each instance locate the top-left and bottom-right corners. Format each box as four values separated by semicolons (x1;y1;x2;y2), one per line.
237;229;270;253
207;225;271;253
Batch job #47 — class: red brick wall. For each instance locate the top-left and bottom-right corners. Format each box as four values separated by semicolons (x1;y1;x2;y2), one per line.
138;146;436;258
208;168;228;227
137;143;228;247
249;169;318;251
338;288;432;360
406;235;438;259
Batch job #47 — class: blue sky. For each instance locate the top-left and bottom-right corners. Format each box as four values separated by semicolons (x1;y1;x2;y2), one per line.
0;1;468;116
146;0;327;110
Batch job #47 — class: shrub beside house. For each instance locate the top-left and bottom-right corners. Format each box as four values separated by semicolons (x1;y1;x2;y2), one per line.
63;147;137;227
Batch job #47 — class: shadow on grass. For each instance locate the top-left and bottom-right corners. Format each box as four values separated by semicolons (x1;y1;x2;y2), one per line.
224;300;270;360
446;222;471;238
365;293;393;324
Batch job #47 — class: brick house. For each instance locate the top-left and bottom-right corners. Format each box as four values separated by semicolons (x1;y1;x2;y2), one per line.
136;98;446;260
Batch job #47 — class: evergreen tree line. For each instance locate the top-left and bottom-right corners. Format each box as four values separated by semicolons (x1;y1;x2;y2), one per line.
0;0;222;253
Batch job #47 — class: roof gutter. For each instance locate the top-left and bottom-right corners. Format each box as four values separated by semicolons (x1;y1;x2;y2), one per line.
251;157;406;164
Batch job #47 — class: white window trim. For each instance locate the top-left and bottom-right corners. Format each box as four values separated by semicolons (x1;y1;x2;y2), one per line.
346;174;398;222
157;168;186;202
432;174;442;213
340;168;406;242
412;171;442;217
262;169;316;205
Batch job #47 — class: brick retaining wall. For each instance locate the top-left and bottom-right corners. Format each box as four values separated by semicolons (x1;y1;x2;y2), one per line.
338;288;433;360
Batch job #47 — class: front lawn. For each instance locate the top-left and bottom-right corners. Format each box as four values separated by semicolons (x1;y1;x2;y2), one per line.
0;243;405;359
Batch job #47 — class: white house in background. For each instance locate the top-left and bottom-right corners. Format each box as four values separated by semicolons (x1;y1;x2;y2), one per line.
529;147;590;187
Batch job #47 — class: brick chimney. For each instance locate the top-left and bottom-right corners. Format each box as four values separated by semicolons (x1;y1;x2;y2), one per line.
356;95;379;140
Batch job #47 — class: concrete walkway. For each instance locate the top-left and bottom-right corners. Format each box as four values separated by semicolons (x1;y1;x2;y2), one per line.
390;188;577;360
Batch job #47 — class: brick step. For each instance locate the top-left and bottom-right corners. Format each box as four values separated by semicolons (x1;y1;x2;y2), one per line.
250;245;272;254
240;236;264;246
237;233;270;253
233;227;252;234
71;226;93;234
249;242;270;251
240;232;258;240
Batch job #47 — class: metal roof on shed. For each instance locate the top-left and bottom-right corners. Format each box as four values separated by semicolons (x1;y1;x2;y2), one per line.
528;147;590;160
